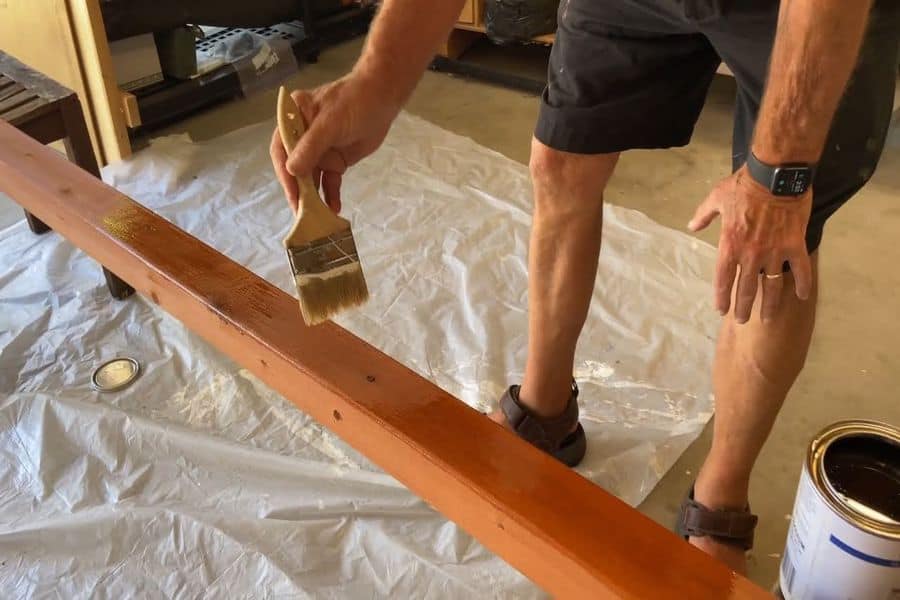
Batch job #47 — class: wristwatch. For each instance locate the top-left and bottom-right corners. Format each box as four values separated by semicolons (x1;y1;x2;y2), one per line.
746;150;815;197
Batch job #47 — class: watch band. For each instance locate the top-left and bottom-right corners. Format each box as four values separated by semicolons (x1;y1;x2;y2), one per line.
746;151;816;197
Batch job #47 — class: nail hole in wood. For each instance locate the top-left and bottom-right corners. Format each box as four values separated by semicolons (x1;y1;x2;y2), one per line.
333;410;342;421
366;375;376;383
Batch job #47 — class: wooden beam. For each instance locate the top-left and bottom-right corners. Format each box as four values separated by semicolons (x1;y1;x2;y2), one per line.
0;121;769;600
65;0;132;162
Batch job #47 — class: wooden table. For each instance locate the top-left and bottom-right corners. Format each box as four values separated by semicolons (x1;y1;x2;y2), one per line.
0;51;133;299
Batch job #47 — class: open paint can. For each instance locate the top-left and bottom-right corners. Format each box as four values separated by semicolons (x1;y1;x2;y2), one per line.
779;420;900;599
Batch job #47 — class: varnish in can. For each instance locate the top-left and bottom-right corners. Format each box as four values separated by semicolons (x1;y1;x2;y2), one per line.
779;420;900;599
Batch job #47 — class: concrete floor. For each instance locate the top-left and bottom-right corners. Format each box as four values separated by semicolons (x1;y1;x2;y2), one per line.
3;38;899;591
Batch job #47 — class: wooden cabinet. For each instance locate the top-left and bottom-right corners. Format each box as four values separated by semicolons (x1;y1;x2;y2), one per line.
458;0;476;25
0;0;132;165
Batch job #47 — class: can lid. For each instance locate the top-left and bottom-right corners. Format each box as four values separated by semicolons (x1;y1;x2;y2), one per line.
91;357;141;392
812;421;900;537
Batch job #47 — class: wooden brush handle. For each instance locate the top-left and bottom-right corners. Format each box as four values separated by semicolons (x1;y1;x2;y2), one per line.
276;87;349;244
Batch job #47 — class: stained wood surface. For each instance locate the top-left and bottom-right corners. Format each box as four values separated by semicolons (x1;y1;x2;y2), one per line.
0;53;70;128
0;121;770;600
0;52;72;102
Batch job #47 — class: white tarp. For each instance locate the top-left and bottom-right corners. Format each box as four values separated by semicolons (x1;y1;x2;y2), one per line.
0;113;718;598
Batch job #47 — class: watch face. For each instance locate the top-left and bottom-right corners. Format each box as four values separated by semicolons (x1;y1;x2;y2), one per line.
772;166;812;196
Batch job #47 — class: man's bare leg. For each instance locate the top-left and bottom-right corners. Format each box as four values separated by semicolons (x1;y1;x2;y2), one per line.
691;254;819;572
491;138;618;423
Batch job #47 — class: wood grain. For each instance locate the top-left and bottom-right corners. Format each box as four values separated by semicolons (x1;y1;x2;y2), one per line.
0;121;770;600
66;0;131;162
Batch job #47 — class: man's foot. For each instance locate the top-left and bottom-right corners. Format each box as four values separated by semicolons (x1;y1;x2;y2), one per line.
487;390;579;434
488;406;579;436
487;384;586;466
676;482;757;575
689;534;748;574
487;407;510;428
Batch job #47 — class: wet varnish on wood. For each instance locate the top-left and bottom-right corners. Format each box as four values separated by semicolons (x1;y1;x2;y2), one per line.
0;120;769;599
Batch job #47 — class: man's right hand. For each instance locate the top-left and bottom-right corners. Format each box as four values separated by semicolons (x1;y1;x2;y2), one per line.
270;73;400;214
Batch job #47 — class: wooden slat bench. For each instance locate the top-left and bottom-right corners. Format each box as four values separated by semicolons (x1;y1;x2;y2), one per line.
0;50;133;299
0;119;770;599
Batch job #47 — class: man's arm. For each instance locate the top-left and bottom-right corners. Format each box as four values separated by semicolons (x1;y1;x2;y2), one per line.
274;0;465;209
753;0;874;164
690;0;874;322
353;0;468;111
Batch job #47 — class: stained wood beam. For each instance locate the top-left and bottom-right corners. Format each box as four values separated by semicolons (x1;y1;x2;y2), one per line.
0;121;769;599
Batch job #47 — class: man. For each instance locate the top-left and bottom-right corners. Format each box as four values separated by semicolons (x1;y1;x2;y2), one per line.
272;0;899;572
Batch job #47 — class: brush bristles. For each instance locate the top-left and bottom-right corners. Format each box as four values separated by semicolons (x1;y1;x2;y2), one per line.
295;266;369;325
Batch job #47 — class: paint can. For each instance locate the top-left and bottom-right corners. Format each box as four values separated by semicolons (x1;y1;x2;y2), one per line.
778;420;900;599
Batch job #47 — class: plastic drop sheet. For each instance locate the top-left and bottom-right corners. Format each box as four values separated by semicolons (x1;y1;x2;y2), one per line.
0;113;718;598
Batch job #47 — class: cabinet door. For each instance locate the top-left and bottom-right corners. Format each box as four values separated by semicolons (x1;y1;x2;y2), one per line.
458;0;475;24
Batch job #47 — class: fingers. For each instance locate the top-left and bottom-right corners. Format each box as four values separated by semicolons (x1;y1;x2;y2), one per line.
290;90;318;128
760;259;785;323
321;171;343;213
788;248;814;301
688;195;721;232
270;128;299;212
733;262;760;324
313;168;323;191
286;105;336;178
714;247;739;315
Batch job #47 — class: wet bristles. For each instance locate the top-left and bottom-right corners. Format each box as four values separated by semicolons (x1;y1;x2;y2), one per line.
294;266;369;326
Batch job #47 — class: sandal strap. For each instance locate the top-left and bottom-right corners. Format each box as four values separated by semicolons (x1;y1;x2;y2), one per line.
677;487;758;551
500;382;579;454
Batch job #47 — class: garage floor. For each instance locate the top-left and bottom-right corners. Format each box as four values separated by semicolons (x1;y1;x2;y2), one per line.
3;38;899;590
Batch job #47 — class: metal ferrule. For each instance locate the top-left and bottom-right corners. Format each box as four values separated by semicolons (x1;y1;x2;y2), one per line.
286;230;360;276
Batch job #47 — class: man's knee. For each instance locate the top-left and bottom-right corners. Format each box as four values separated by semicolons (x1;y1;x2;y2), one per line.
529;138;618;209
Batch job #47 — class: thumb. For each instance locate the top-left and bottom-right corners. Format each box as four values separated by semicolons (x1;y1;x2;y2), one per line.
688;195;721;232
286;117;334;178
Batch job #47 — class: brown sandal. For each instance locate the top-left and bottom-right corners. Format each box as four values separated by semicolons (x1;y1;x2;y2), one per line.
676;485;759;550
498;381;587;467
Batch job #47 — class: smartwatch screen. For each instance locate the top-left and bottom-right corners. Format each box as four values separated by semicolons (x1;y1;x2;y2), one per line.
772;167;812;196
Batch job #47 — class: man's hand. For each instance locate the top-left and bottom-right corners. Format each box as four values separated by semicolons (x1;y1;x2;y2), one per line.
689;166;813;323
270;74;400;213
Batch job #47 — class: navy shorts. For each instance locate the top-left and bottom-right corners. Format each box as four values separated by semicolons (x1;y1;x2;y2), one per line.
535;0;900;251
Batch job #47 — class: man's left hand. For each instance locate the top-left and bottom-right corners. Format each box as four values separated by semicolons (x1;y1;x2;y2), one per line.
689;165;813;323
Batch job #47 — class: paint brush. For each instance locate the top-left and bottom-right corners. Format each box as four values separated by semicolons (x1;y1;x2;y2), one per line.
276;86;369;325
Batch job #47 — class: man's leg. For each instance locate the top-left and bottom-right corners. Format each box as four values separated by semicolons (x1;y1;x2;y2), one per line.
491;140;618;421
691;255;819;571
692;0;899;571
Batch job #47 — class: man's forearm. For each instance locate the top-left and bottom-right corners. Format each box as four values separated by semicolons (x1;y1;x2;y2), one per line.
753;0;874;165
352;0;468;109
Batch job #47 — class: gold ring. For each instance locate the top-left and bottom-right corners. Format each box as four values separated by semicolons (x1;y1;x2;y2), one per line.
765;272;783;280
